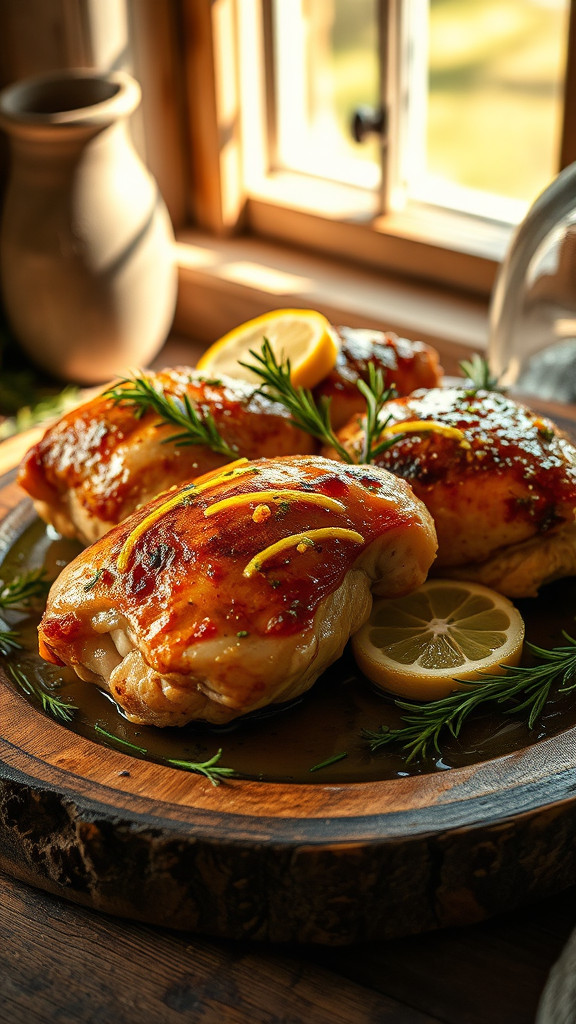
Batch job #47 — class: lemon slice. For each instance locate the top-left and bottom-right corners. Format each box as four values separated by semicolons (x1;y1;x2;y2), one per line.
196;309;340;388
352;580;525;701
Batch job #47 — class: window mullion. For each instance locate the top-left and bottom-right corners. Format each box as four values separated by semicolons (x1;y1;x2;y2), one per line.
260;0;277;173
560;0;576;169
378;0;398;214
181;0;245;234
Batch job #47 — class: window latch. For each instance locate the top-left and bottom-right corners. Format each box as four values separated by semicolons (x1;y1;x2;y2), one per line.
350;105;387;144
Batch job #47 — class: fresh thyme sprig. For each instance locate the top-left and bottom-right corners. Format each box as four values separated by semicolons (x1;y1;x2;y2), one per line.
7;664;77;722
363;634;576;763
459;354;504;393
105;374;239;458
94;724;237;786
0;568;50;609
240;339;354;462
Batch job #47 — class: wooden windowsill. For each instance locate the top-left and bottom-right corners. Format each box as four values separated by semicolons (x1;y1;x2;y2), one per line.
172;230;491;377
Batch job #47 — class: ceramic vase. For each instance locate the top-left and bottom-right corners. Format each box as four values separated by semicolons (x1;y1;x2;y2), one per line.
0;69;177;384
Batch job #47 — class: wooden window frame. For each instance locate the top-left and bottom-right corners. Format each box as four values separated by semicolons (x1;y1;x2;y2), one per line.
172;0;576;289
1;0;575;361
159;0;574;359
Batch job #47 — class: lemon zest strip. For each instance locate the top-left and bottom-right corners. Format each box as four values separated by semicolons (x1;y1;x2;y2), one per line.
204;490;346;518
242;527;365;578
189;457;249;487
116;460;255;572
382;420;471;449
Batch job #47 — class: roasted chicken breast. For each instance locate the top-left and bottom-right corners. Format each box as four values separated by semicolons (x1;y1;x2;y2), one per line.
18;369;316;545
326;387;576;597
38;455;437;727
313;326;442;429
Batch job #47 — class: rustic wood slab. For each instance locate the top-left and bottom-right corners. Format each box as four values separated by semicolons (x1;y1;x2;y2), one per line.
4;866;574;1024
1;469;576;945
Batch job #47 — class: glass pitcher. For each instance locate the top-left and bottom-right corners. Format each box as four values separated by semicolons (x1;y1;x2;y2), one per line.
488;161;576;403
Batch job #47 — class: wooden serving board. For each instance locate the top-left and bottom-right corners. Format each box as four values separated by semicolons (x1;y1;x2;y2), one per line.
1;470;576;946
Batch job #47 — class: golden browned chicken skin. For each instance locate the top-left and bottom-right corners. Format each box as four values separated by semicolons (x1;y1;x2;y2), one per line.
327;387;576;596
18;326;441;545
18;369;316;545
313;326;442;429
38;455;437;727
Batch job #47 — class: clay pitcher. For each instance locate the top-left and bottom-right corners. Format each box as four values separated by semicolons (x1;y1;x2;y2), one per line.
0;69;177;384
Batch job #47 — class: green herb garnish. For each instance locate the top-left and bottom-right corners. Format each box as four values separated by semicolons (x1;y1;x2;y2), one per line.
356;363;402;462
0;626;21;655
240;339;353;462
105;374;239;458
0;569;53;656
83;569;104;592
0;312;78;436
7;664;77;722
240;339;403;465
363;633;576;763
0;568;50;609
0;386;79;441
94;724;237;786
0;570;76;722
0;569;52;654
309;751;348;772
459;354;503;393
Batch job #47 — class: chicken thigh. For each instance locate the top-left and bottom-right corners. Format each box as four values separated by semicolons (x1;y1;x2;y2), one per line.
313;326;442;429
327;387;576;596
18;369;316;545
38;455;437;727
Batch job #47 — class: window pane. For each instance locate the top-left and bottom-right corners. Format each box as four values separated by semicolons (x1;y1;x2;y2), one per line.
408;0;569;221
272;0;380;189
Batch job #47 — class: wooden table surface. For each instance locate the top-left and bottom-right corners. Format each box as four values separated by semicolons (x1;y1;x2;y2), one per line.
1;395;576;1024
2;866;575;1023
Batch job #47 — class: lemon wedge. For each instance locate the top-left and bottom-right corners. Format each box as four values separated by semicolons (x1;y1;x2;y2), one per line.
352;580;525;701
196;309;340;388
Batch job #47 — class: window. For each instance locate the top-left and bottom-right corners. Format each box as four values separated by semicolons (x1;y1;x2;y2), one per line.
215;0;573;296
2;0;573;355
264;0;568;223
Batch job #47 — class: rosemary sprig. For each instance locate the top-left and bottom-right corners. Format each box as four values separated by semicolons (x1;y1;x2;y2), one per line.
168;753;237;786
83;569;104;592
94;724;237;786
356;363;402;462
7;664;77;722
0;568;50;609
363;634;576;762
309;751;348;773
0;569;76;721
240;339;354;462
105;374;239;458
459;354;503;393
0;627;21;655
0;569;52;654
